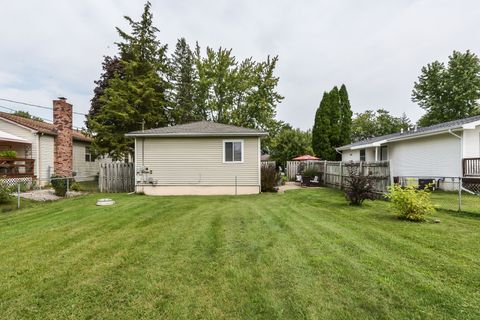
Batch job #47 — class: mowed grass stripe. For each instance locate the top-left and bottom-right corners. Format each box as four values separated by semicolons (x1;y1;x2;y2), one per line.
0;189;479;319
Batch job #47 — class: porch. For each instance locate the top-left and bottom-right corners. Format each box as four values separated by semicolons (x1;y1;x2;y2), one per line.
0;130;36;178
0;157;35;177
463;158;480;177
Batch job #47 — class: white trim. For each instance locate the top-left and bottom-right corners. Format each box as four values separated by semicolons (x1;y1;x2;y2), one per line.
257;137;261;186
222;139;244;163
134;138;137;186
462;120;480;129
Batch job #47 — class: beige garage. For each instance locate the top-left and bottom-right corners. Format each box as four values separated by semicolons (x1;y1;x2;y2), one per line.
126;121;267;196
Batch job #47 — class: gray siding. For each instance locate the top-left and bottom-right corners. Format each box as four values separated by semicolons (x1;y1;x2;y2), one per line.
136;137;260;186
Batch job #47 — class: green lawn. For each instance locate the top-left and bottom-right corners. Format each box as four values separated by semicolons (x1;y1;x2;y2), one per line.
0;189;479;319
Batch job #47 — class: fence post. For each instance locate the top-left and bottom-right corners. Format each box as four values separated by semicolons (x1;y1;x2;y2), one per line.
458;177;462;212
17;183;20;209
235;176;238;196
339;162;343;189
66;177;69;195
323;160;327;185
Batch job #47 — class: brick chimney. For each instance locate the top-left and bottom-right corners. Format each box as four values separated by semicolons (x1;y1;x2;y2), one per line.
53;97;73;176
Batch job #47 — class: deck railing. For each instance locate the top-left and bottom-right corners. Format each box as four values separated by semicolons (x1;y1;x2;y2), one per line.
0;157;35;177
463;158;480;177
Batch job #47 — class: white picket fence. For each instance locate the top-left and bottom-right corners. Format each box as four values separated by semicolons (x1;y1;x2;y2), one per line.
99;162;135;193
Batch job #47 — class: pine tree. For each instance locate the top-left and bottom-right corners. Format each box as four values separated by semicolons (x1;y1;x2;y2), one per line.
312;92;334;160
170;38;199;124
338;84;352;147
87;2;170;160
312;86;352;160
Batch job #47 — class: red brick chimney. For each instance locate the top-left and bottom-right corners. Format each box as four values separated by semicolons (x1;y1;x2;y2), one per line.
53;97;73;176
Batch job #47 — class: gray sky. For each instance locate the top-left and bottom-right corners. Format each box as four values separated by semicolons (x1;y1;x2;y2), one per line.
1;0;479;129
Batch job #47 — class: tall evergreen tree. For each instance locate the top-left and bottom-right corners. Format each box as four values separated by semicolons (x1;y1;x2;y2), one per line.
312;91;334;160
312;86;348;160
87;2;170;160
328;86;341;150
170;38;199;124
338;84;352;146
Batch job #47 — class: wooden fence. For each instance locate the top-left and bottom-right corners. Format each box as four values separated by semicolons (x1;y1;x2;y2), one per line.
99;162;135;193
286;160;391;193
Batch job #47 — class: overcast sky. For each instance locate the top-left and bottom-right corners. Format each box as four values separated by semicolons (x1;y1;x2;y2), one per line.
1;0;479;129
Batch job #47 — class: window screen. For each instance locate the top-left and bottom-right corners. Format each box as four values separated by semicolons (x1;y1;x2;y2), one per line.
224;141;243;162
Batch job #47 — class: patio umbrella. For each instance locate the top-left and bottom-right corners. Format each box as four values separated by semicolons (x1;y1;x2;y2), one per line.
292;155;320;161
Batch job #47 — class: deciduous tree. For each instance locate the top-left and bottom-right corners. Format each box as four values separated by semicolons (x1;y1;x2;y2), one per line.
412;50;480;126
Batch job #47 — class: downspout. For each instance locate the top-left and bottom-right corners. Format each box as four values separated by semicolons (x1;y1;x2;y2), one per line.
448;129;463;177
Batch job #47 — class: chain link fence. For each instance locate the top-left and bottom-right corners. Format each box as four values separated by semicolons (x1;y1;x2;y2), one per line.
395;176;480;214
2;173;99;209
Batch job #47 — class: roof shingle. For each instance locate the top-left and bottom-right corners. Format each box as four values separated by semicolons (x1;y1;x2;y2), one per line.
126;121;267;137
338;114;480;150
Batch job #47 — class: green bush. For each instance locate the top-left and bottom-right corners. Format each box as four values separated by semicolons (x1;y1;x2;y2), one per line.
70;182;81;192
385;185;435;221
302;167;319;178
0;179;12;204
50;176;75;197
0;150;17;158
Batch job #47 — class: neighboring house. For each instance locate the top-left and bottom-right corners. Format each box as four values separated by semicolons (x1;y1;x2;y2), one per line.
0;98;102;184
337;115;480;189
126;121;267;195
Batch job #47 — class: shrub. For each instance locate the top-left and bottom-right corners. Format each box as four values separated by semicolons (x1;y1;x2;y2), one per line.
0;179;12;204
70;182;81;192
261;165;279;192
302;167;319;178
50;176;75;197
0;150;17;158
385;185;435;221
343;164;376;205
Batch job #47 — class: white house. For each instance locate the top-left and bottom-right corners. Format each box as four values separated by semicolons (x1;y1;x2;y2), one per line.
126;121;267;195
337;115;480;189
0;98;103;184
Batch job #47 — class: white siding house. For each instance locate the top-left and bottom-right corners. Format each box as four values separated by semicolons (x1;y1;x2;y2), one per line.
127;121;266;195
0;100;104;185
337;115;480;190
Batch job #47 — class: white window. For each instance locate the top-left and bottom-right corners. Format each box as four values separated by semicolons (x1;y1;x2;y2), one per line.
360;149;366;161
223;140;243;163
85;147;95;162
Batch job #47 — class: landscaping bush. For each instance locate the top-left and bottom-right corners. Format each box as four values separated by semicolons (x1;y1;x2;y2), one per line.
261;165;279;192
70;182;81;192
0;150;17;158
385;185;435;222
50;176;75;197
0;179;12;204
343;164;376;205
302;167;319;178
